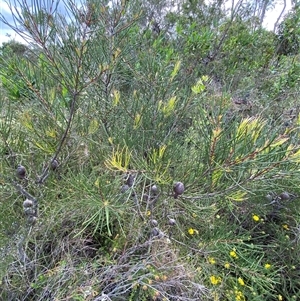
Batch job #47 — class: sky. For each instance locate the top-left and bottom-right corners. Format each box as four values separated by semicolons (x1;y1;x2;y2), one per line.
0;0;293;46
262;0;292;30
0;0;22;44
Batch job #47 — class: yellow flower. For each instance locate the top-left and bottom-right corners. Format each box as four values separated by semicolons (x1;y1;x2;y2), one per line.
208;257;216;264
230;250;238;259
235;290;245;301
282;224;289;230
252;214;260;222
265;263;271;269
224;262;230;269
188;228;195;235
278;295;283;301
188;228;198;235
210;275;222;285
238;277;245;286
212;291;220;301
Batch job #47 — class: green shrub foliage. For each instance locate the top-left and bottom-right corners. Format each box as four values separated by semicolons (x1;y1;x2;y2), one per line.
1;1;300;300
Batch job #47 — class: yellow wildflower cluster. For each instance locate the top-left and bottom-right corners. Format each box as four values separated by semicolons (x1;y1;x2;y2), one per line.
230;249;238;259
235;290;245;301
252;214;260;222
211;291;220;301
210;275;222;285
208;257;216;264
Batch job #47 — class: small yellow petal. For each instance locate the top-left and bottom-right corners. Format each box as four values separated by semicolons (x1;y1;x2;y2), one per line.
208;257;216;264
265;263;271;269
238;277;245;286
230;250;238;259
188;228;194;235
282;224;289;230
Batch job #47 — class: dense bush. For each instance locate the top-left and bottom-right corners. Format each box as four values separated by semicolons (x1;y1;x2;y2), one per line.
1;1;300;300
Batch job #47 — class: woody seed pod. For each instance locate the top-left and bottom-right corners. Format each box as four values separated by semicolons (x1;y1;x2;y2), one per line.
151;227;160;237
279;192;290;201
158;231;164;239
51;159;59;171
169;218;176;226
173;182;185;198
23;199;33;208
150;219;158;227
28;216;37;225
16;165;26;179
126;174;135;187
150;185;159;195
